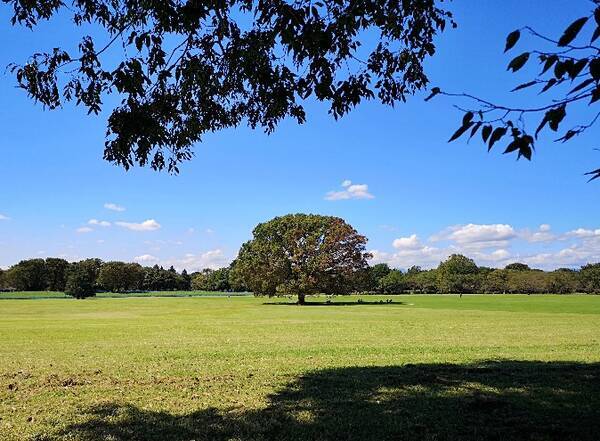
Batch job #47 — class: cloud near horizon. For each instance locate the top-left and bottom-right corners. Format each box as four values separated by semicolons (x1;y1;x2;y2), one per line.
372;223;600;270
134;254;159;263
157;249;230;272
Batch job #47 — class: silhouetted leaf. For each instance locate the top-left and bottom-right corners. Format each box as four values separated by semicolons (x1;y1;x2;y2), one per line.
568;59;588;79
540;78;558;93
585;168;600;181
511;81;537;92
557;130;579;142
554;61;569;79
448;122;474;142
590;87;600;104
558;17;588;47
462;111;474;126
488;127;507;151
481;125;493;143
503;139;520;154
469;122;482;140
569;78;595;94
505;135;534;160
518;144;533;160
592;26;600;43
547;106;567;131
535;117;548;138
590;58;600;80
507;53;530;72
541;55;558;74
504;30;520;52
424;87;441;101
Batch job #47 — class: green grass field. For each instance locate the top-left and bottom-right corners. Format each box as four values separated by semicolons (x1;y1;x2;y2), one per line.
1;295;599;440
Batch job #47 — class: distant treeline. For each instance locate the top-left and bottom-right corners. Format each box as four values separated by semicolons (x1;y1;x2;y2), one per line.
366;256;600;294
1;254;599;298
0;258;246;298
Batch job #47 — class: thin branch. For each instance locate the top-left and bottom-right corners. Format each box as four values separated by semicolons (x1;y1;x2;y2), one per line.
524;25;600;52
439;91;592;114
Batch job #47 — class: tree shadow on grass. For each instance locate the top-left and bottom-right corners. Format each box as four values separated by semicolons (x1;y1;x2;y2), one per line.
44;361;600;441
263;300;405;306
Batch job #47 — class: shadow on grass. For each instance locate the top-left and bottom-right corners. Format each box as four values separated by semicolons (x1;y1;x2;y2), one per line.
263;300;405;306
45;361;600;441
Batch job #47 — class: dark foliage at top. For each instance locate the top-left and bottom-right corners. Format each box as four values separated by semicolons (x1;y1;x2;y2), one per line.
434;0;600;179
4;0;453;173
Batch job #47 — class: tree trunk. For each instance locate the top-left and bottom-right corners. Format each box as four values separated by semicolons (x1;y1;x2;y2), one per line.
297;293;306;305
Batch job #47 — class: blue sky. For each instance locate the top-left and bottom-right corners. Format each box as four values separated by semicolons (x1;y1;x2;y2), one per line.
1;0;600;271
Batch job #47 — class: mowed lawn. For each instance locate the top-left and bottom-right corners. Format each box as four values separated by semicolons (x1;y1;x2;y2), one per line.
0;295;599;440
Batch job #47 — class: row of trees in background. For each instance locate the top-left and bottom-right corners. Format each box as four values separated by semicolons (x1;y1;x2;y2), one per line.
2;254;600;298
0;258;193;298
367;255;600;295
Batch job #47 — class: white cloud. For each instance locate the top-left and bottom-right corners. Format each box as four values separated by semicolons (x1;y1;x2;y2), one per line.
205;228;215;234
567;228;600;238
430;224;516;250
104;202;126;212
368;221;600;270
370;244;448;269
522;243;600;269
392;234;421;250
115;219;161;232
325;180;374;201
88;219;111;227
162;249;230;272
0;214;10;221
76;227;93;234
471;249;511;264
134;254;159;263
522;224;556;243
447;223;516;244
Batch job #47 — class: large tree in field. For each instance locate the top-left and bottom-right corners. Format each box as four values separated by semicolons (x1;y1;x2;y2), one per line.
3;0;452;172
231;214;371;304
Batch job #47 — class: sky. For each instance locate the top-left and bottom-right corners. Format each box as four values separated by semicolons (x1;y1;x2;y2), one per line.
1;0;600;272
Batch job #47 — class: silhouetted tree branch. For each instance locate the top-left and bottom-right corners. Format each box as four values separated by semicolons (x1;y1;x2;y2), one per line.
429;1;600;180
3;0;454;173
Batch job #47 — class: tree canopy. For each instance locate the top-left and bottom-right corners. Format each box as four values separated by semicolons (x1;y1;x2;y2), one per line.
231;213;371;303
4;0;453;173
